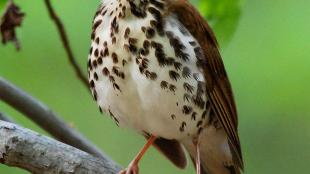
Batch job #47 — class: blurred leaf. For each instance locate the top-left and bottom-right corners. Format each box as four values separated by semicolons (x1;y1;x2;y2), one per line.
0;0;7;11
192;0;246;47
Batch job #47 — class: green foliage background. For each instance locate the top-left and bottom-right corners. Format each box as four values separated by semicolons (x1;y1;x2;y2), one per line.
1;0;310;173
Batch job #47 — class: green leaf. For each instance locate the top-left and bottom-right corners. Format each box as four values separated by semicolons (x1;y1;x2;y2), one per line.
0;0;7;12
192;0;246;47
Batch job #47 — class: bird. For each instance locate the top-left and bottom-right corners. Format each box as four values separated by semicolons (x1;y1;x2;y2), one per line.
87;0;244;174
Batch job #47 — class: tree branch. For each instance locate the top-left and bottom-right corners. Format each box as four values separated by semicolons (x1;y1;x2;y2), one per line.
43;0;89;88
0;77;112;161
0;121;121;174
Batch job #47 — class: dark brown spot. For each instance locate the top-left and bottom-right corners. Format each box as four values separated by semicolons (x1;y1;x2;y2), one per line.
196;120;203;127
112;66;119;75
182;105;192;115
124;27;130;39
94;72;98;80
169;84;176;92
122;6;126;12
92;60;98;67
112;37;116;44
139;48;149;56
145;70;151;78
136;56;142;64
139;65;145;74
141;58;149;69
109;75;115;83
141;26;146;32
95;37;100;44
97;57;103;64
93;90;97;101
88;59;92;70
113;83;121;91
129;44;138;54
89;47;93;55
94;49;99;57
150;20;157;27
102;10;107;16
160;81;168;89
151;41;163;49
182;67;191;78
143;40;150;49
150;72;157;80
124;44;130;52
112;52;118;63
169;70;180;81
102;67;110;76
122;59;127;66
154;47;166;66
191;112;197;120
183;93;191;102
128;37;138;45
193;95;205;109
89;80;95;88
93;19;102;30
179;122;186;132
145;27;155;39
103;47;109;57
108;109;120;126
166;57;175;66
99;106;103;113
174;62;182;71
171;114;176;120
183;82;194;94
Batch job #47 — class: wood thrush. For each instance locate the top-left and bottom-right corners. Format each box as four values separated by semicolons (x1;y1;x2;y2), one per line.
88;0;244;174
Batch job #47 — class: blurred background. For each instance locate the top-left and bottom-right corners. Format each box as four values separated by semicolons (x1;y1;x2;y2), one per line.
1;0;310;173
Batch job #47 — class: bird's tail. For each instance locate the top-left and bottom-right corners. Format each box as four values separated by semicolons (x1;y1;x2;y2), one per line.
181;125;242;174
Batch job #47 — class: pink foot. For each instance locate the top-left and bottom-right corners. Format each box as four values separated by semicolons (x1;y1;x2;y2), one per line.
118;162;139;174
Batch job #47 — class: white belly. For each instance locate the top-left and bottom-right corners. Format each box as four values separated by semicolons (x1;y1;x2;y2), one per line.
95;64;206;140
88;0;209;140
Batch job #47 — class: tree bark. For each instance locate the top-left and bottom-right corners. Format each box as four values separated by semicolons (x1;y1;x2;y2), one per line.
0;121;121;174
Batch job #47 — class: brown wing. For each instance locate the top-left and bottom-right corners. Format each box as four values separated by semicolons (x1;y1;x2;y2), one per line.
167;0;244;169
143;135;187;169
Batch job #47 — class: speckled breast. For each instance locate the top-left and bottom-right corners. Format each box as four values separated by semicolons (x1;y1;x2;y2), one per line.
87;0;210;140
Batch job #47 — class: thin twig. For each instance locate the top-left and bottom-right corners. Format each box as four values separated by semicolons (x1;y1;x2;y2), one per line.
0;121;121;174
0;77;112;162
43;0;89;88
0;112;15;123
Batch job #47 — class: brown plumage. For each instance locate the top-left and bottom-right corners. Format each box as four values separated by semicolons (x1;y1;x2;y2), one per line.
167;0;244;172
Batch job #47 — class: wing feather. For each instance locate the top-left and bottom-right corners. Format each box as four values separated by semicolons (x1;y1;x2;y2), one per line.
167;0;244;169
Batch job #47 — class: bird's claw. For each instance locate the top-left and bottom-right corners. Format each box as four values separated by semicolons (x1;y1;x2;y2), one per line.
118;163;139;174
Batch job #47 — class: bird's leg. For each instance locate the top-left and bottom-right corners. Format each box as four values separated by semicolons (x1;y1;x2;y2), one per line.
193;136;201;174
119;135;157;174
